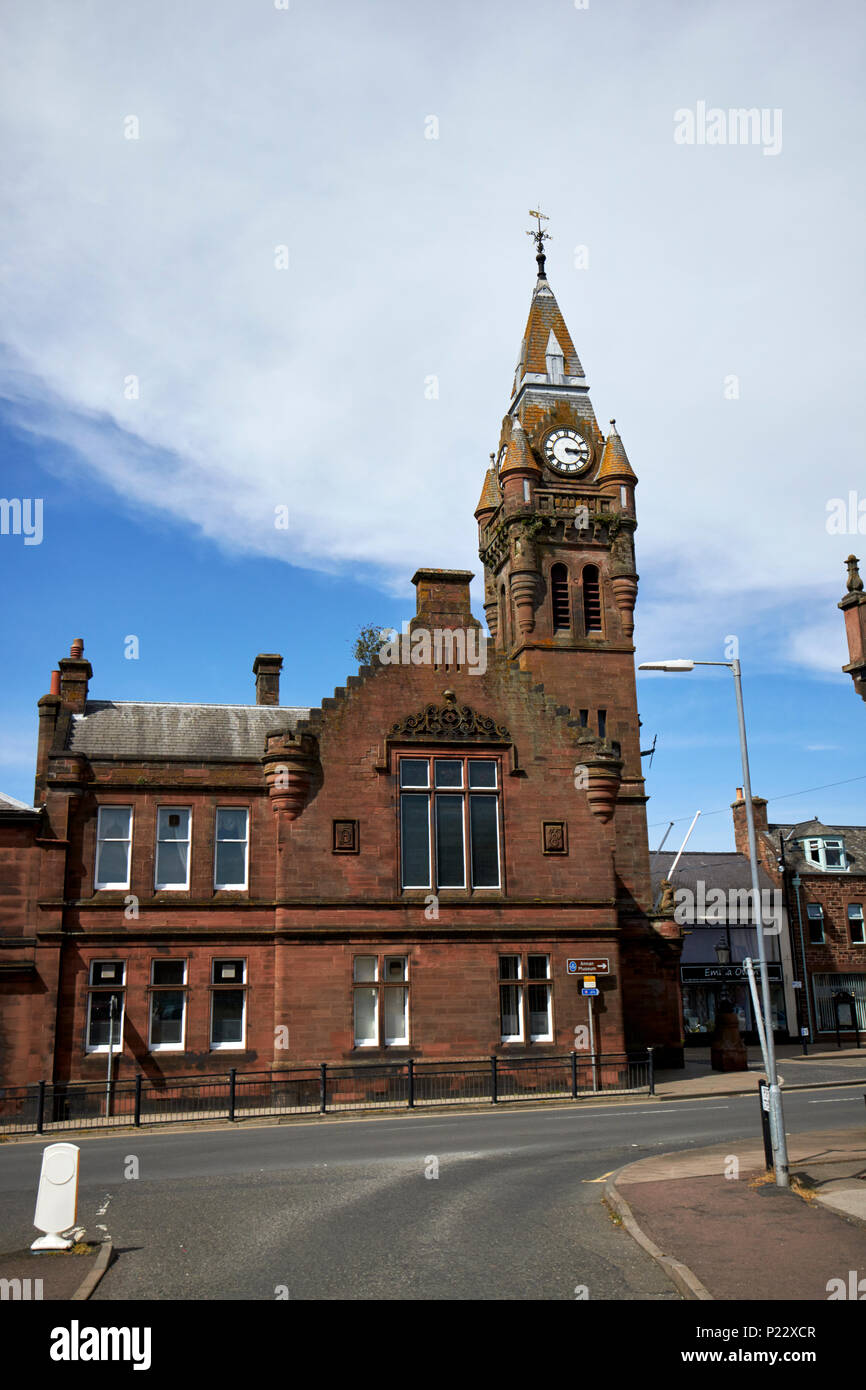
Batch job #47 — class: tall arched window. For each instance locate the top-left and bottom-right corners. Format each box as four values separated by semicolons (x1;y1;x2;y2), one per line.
582;565;603;634
500;585;508;647
550;564;570;631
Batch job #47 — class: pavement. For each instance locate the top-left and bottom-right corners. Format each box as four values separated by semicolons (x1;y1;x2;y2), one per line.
0;1239;112;1301
608;1127;866;1301
653;1041;866;1099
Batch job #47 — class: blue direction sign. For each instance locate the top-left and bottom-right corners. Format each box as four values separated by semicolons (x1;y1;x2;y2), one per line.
581;987;600;996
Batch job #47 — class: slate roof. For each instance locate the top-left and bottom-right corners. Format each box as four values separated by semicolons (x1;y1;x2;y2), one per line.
651;851;776;924
511;276;585;397
0;791;37;816
768;820;866;877
65;701;311;761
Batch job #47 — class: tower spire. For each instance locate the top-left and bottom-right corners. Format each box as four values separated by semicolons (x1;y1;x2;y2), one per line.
526;207;551;280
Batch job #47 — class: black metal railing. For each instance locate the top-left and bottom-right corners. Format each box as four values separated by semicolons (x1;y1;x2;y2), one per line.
0;1050;653;1135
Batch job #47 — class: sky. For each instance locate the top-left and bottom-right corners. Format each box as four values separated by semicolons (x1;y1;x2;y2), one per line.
1;0;864;849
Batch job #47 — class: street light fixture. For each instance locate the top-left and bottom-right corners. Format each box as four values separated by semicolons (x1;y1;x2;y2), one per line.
639;656;790;1188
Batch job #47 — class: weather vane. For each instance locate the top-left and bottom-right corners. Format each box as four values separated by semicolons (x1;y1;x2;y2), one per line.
526;206;551;279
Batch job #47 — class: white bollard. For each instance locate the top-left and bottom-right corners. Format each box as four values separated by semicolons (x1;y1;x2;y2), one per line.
31;1143;80;1251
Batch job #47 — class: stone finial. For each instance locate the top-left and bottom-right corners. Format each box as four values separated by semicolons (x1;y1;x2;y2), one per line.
845;554;863;594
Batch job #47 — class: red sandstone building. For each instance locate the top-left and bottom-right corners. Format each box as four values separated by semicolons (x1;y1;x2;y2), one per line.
0;243;686;1088
733;792;866;1042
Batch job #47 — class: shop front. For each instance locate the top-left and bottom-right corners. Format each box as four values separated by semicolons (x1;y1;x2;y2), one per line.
681;962;787;1045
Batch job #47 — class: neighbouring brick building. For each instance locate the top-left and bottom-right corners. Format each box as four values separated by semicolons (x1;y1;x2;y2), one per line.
651;851;797;1046
732;791;866;1043
0;792;44;1084
0;242;686;1088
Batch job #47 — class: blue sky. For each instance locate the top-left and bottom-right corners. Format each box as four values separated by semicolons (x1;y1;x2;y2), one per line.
1;0;864;849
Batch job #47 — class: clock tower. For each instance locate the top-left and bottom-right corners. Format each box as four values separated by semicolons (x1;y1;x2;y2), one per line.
475;217;661;976
475;216;639;672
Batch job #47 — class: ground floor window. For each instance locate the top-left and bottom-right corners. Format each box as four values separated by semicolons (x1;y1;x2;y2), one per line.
353;955;409;1046
682;984;787;1039
499;954;552;1042
210;959;247;1049
148;960;188;1050
813;973;866;1032
86;960;126;1052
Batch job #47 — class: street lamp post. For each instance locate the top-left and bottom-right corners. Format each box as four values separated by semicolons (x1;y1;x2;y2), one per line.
639;656;790;1188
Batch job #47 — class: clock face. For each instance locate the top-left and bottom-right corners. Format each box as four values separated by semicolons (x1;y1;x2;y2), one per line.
544;427;591;474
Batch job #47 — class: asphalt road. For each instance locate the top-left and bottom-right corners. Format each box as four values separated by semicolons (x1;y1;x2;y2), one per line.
1;1087;863;1300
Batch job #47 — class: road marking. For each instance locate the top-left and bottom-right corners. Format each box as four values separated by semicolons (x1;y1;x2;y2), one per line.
583;1169;616;1183
808;1097;862;1104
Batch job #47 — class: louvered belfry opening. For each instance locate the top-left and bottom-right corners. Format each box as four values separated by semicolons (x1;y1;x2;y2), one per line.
582;565;603;634
551;564;571;631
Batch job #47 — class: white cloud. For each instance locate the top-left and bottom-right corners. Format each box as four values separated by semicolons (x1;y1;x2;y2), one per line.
1;1;864;651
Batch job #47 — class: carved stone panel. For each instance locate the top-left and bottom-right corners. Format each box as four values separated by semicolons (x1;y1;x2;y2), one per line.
542;821;568;855
333;819;359;854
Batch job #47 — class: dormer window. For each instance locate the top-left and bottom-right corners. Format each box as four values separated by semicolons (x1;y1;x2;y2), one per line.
802;837;847;871
545;329;565;384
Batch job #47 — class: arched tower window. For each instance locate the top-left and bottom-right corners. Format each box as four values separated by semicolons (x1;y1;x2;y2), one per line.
582;565;603;634
550;564;570;631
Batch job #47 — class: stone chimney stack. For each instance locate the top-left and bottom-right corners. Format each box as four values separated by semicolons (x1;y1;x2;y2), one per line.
58;639;92;714
410;569;480;632
34;670;62;804
731;786;769;859
253;654;283;706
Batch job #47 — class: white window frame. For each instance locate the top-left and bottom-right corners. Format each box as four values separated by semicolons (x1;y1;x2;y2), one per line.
499;955;524;1043
352;955;410;1048
85;960;126;1054
527;955;553;1042
209;958;247;1050
353;955;379;1047
154;806;192;891
848;904;865;946
383;956;409;1046
94;805;133;890
213;807;250;890
802;837;848;872
148;959;188;1052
